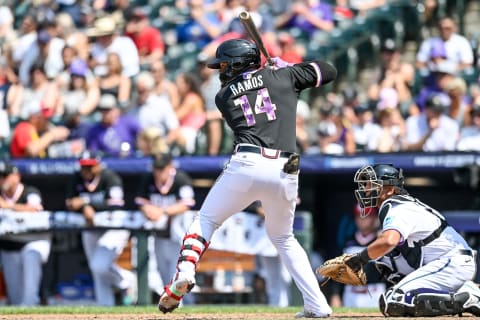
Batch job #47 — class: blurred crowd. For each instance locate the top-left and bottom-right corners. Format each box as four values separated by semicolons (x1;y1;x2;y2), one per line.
0;0;478;160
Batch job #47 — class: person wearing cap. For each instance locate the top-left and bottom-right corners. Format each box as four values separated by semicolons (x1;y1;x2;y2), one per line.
329;204;385;308
134;152;195;297
416;16;473;72
124;6;165;67
18;28;65;86
85;93;140;157
0;161;52;305
405;92;459;152
65;151;135;306
87;15;140;78
10;100;70;158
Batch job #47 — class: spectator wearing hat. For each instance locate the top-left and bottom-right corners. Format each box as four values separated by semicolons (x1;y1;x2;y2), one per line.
457;102;480;152
65;151;135;306
129;72;181;152
0;161;52;305
10;100;70;158
405;93;459;152
87;15;140;78
124;7;165;67
18;29;65;86
416;16;473;72
86;94;141;157
60;58;100;117
367;38;414;117
135;152;195;296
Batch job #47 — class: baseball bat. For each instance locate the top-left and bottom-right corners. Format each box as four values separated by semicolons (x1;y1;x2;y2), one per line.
238;11;274;67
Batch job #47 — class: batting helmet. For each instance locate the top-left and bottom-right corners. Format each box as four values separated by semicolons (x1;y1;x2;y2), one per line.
207;39;261;84
354;164;404;217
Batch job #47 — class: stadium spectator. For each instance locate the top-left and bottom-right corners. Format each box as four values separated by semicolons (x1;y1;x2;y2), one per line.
129;71;181;151
136;127;169;156
96;52;131;109
446;77;471;127
333;0;355;26
0;6;15;57
151;60;180;110
65;151;135;306
10;14;37;69
175;0;222;49
367;38;415;118
313;100;356;155
457;103;480;152
86;94;141;157
59;58;100;117
124;7;165;67
19;29;65;86
349;0;385;16
87;15;140;78
274;0;334;40
351;104;382;152
375;107;406;153
405;93;459;152
277;31;305;64
0;161;52;306
295;99;314;153
56;0;83;27
196;54;223;155
10;101;69;158
416;16;473;73
218;0;245;32
175;72;206;154
0;57;23;118
21;62;64;119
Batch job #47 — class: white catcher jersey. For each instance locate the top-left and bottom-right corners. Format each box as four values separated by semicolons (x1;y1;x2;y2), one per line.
380;195;471;265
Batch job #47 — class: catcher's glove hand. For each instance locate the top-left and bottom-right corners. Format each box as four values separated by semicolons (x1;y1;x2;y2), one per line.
316;253;367;286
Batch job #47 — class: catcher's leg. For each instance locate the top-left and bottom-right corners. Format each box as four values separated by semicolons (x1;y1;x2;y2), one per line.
379;286;480;317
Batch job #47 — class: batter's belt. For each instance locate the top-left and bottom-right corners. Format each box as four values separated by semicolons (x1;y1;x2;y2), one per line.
234;145;294;159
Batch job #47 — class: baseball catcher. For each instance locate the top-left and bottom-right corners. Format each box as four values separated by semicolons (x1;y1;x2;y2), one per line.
317;164;480;317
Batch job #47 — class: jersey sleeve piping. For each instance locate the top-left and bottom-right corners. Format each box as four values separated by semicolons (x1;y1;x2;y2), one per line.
309;62;322;87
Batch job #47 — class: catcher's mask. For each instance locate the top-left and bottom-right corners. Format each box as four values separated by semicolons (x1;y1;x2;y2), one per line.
207;39;261;85
354;164;404;217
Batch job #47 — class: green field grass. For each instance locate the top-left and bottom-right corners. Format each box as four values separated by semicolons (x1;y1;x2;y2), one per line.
0;305;377;315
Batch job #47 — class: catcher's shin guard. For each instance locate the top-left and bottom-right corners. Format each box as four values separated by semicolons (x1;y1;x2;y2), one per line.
379;287;468;317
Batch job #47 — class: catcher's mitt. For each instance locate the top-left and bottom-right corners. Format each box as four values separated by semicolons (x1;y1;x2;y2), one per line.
316;253;367;286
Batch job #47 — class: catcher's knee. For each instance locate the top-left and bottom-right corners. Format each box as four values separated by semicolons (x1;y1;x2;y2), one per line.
379;287;465;317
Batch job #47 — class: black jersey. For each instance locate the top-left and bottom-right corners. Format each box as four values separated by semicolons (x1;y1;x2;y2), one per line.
135;169;195;209
215;62;324;152
66;168;124;212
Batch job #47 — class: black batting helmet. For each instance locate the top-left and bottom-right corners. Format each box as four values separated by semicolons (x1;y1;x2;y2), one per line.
207;39;261;84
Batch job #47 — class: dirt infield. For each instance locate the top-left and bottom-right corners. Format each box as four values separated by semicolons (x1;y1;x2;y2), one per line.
0;313;478;320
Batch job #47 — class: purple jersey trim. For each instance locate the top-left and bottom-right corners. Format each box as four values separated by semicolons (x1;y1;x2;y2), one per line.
310;62;322;87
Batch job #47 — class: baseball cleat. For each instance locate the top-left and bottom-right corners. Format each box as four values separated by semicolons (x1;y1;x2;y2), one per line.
294;310;331;318
158;275;195;313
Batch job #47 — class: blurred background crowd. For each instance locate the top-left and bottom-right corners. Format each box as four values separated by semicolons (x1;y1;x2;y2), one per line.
0;0;479;160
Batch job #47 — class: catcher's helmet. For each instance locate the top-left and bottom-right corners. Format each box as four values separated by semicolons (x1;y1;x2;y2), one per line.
354;164;404;217
207;39;261;84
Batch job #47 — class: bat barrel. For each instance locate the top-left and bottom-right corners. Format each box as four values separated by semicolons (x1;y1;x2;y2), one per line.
239;11;250;20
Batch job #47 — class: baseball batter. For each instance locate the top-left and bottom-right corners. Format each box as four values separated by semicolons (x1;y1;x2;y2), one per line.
158;38;337;318
345;164;480;317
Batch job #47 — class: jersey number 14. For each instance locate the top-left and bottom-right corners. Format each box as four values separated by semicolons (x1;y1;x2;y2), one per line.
234;88;277;126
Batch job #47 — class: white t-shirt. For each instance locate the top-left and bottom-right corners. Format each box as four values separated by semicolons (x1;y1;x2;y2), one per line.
416;34;474;66
405;113;459;151
131;94;179;136
456;126;480;151
90;36;140;78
